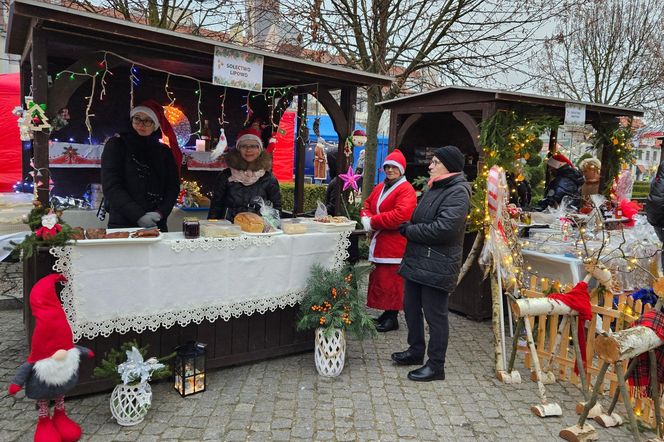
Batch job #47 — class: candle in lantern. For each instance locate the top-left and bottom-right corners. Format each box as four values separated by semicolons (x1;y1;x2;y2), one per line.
195;139;206;152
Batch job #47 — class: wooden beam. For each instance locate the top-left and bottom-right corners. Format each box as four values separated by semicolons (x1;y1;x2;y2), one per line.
338;87;356;173
293;94;307;214
395;113;422;148
315;88;348;141
452;111;480;153
19;20;34;65
30;25;49;206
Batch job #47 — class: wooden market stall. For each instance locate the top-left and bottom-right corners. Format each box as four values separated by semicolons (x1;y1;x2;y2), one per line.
378;86;644;319
6;0;392;395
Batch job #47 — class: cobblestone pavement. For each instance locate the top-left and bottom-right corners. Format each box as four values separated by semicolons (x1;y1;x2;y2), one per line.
0;260;652;441
0;259;22;310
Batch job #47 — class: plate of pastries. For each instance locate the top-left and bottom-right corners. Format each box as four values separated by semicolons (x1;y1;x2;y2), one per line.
71;227;161;245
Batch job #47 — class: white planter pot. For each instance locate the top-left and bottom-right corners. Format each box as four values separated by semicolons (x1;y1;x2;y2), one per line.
314;327;346;377
110;382;152;426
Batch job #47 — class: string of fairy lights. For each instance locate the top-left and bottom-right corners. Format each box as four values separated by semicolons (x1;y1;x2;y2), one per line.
53;50;318;145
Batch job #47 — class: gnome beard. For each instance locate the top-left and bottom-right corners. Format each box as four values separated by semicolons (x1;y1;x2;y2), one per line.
34;348;81;387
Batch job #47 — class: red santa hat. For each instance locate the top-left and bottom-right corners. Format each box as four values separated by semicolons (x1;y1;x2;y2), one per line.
131;100;183;177
27;274;74;363
383;149;406;174
235;127;263;151
547;153;573;169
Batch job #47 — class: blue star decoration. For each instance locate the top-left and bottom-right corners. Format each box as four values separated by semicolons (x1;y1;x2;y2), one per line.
339;166;362;191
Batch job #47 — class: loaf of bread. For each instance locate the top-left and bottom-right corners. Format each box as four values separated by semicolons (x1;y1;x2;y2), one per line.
282;223;307;234
233;212;265;233
70;227;85;240
105;231;130;239
85;228;106;239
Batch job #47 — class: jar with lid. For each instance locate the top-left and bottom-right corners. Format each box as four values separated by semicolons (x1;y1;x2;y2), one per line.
183;217;200;239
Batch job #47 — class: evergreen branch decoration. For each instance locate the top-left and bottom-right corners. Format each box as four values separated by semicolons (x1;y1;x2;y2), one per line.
93;340;173;386
297;264;376;339
10;201;76;260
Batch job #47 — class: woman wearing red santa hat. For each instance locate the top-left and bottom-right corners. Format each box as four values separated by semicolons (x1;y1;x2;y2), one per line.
9;273;94;442
536;152;584;211
101;100;180;231
208;127;282;221
360;149;417;332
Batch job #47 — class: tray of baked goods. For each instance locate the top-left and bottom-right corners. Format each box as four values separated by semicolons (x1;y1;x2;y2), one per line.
311;216;357;231
72;227;162;245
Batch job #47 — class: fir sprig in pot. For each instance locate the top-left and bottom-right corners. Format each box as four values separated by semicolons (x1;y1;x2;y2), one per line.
297;264;376;377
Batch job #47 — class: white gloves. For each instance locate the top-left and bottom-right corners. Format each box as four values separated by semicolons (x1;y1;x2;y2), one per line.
361;216;372;232
137;211;162;227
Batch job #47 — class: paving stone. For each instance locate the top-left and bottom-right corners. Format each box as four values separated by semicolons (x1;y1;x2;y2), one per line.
0;265;656;441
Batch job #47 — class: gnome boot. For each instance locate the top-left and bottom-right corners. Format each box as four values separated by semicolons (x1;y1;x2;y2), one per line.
52;409;81;442
35;415;62;442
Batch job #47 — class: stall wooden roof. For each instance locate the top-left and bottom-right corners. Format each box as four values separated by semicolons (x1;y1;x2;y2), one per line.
6;0;393;89
377;86;644;117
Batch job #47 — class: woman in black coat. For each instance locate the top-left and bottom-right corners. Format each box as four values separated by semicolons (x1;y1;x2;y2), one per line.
101;101;180;231
392;145;471;382
208;128;282;221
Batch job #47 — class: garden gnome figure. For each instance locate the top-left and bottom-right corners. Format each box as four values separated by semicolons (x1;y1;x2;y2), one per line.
8;273;94;442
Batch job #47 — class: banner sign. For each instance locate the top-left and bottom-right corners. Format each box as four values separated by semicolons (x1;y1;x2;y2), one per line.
564;103;586;126
213;47;264;92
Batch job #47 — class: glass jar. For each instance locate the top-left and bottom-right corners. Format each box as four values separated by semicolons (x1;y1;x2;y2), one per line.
183;218;200;239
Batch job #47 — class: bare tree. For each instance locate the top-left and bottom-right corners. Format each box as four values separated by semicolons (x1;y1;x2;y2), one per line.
535;0;664;123
281;0;557;197
56;0;248;35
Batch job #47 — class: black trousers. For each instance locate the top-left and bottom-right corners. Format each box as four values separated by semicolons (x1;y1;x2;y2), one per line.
403;279;449;371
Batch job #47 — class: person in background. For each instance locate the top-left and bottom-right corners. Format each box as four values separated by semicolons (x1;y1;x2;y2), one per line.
646;159;664;268
325;151;340;216
101;100;180;231
208;127;281;221
536;153;584;211
360;150;417;332
506;164;531;208
392;145;470;382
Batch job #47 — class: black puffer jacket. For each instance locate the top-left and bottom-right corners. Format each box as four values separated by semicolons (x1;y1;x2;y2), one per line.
537;165;584;210
208;149;282;221
101;131;179;231
646;161;664;227
398;173;471;292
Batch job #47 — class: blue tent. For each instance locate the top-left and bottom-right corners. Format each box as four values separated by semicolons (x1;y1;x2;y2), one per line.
302;115;389;183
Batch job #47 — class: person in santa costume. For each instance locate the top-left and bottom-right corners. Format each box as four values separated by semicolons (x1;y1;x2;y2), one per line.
360;149;417;332
536;152;584;211
9;273;94;442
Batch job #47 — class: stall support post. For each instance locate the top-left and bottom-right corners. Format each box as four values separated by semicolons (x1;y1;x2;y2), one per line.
294;93;307;214
30;26;50;207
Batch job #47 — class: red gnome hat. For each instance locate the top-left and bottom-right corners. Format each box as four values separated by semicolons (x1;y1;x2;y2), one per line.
383;149;406;175
547;152;573;169
134;100;183;177
27;274;74;363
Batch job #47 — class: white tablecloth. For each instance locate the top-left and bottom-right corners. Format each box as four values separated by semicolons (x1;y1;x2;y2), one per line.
522;249;585;285
51;230;351;340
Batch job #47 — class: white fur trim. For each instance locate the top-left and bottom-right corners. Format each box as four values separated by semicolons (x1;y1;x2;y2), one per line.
130;106;160;130
236;134;263;150
547;157;565;169
383;160;404;174
370;257;403;264
33;347;81;386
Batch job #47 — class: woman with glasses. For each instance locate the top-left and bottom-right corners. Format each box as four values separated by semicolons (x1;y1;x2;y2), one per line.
101;100;180;231
359;149;416;332
391;145;470;382
208;127;281;221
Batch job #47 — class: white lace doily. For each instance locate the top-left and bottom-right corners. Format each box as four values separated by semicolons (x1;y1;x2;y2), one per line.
51;230;352;340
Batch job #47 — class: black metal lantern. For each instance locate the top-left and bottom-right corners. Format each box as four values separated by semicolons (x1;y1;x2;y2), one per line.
174;341;207;397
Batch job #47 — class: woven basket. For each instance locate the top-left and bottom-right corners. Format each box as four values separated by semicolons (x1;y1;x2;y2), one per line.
314;327;346;377
110;382;152;426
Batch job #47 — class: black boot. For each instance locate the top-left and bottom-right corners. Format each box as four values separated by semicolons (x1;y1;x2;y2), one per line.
372;311;388;323
376;310;399;332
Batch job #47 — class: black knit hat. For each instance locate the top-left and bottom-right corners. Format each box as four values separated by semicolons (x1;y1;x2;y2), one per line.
433;145;465;173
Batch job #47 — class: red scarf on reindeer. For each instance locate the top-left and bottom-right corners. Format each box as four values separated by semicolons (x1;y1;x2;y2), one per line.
548;281;592;375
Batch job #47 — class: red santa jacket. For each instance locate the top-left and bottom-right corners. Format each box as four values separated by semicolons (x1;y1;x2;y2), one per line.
361;177;417;264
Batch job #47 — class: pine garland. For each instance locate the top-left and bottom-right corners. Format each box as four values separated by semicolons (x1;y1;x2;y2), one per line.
297;264;376;339
11;201;76;260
